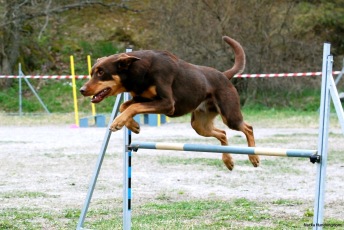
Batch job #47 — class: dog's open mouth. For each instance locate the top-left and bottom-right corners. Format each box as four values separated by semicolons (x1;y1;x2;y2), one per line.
91;87;111;103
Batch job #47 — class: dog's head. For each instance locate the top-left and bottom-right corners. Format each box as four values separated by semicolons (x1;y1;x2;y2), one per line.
79;53;140;103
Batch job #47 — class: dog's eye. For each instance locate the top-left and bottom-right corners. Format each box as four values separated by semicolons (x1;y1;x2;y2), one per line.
97;70;104;77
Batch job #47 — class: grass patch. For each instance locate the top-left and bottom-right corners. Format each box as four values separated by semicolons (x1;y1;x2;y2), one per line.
1;199;343;229
0;191;50;199
157;156;225;170
134;198;271;229
327;150;344;163
272;199;303;206
156;155;306;174
0;208;59;230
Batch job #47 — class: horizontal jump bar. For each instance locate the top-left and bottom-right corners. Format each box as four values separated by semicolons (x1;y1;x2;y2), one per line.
129;142;318;158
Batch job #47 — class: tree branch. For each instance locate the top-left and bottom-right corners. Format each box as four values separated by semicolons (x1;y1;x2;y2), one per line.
38;0;52;40
0;0;139;28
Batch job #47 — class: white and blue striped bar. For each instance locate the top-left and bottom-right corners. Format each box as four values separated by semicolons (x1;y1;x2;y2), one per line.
130;142;317;158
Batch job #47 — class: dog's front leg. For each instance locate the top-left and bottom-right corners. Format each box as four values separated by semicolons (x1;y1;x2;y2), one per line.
118;99;141;133
110;100;173;133
110;99;140;133
119;99;135;113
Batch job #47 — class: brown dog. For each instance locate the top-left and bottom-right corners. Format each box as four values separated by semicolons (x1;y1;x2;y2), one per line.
80;36;259;170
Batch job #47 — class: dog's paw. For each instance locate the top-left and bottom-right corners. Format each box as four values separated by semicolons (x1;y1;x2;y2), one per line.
222;153;234;171
249;155;260;167
126;119;140;134
110;116;126;132
110;122;123;132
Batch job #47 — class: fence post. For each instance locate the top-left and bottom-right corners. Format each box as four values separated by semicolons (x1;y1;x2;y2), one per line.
18;64;23;116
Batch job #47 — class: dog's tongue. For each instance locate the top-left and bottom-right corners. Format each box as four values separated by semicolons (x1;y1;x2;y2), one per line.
91;95;103;103
91;88;110;103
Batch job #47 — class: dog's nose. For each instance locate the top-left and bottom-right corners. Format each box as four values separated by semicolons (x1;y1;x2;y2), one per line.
80;86;87;95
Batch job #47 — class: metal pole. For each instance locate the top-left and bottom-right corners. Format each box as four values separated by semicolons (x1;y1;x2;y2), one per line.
123;49;132;230
19;64;22;116
123;92;132;230
334;58;344;85
313;43;331;230
329;72;344;135
20;70;51;114
76;94;123;230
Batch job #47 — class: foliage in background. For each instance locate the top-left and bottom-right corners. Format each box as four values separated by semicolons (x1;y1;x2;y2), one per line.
0;0;343;113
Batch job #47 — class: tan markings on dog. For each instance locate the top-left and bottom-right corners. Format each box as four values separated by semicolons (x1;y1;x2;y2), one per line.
110;75;126;95
130;85;157;99
141;86;157;98
89;75;126;96
91;67;99;76
92;82;109;94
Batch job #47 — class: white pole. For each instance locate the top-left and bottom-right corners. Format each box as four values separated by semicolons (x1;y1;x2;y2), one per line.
76;94;123;230
19;64;22;116
313;43;331;230
328;73;344;135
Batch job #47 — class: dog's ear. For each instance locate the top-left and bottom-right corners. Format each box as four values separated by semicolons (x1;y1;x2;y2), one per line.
116;55;141;70
96;57;107;63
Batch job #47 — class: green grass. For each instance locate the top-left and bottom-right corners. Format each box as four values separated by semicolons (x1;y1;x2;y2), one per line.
0;191;51;199
155;155;306;175
0;208;58;230
1;198;343;229
327;150;344;163
3;199;342;229
157;156;225;170
272;199;303;206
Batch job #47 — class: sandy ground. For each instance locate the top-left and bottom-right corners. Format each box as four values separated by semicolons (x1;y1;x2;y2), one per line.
0;120;344;222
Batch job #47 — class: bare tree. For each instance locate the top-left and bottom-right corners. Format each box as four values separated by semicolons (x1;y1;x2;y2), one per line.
145;0;326;106
0;0;137;87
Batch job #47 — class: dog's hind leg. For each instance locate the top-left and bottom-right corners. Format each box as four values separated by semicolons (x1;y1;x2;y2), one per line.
222;115;260;168
238;122;259;167
191;110;235;171
215;86;260;168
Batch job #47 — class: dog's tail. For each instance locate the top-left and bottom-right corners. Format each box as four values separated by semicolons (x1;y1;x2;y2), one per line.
222;36;245;80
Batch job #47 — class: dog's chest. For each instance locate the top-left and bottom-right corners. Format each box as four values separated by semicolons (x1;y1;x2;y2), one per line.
130;85;157;99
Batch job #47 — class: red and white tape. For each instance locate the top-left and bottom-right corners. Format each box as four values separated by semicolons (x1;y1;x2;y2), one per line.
0;71;341;79
0;75;89;79
235;71;341;78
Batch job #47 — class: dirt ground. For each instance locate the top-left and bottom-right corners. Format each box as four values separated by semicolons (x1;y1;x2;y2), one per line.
1;117;344;224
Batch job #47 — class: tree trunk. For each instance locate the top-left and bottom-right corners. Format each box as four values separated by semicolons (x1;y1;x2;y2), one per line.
0;1;21;88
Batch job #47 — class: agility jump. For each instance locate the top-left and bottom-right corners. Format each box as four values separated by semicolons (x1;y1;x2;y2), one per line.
76;42;344;230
